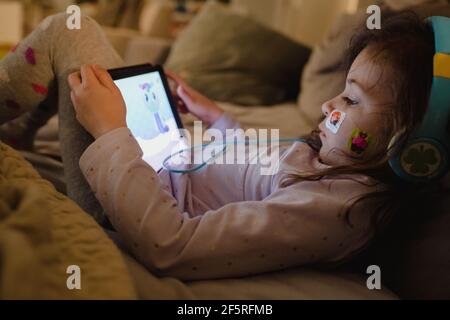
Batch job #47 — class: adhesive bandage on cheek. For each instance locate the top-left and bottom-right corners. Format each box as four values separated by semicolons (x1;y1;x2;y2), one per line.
325;110;346;134
348;129;372;154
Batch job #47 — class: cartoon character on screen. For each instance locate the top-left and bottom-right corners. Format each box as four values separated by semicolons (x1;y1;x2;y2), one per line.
139;82;169;134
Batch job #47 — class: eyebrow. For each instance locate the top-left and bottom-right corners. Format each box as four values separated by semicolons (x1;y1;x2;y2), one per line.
347;78;367;92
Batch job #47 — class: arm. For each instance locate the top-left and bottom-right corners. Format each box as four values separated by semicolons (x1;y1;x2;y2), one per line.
69;65;374;280
208;111;241;132
80;130;374;280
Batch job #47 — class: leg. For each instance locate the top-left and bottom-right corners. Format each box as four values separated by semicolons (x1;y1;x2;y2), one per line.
0;16;60;149
0;13;124;225
52;14;124;226
0;94;58;151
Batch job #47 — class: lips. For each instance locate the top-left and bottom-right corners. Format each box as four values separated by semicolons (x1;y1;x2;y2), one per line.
318;124;326;138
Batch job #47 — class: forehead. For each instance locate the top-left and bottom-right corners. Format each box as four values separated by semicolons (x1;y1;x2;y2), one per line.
347;47;396;104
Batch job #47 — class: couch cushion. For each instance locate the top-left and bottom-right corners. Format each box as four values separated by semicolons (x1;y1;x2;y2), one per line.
120;247;398;300
165;1;311;106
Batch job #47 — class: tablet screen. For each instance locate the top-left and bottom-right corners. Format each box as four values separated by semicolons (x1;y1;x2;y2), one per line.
114;71;186;172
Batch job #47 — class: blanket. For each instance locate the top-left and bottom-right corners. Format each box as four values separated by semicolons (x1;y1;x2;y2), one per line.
0;142;137;299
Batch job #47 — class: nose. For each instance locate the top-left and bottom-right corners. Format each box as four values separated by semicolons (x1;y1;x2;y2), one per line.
321;101;334;117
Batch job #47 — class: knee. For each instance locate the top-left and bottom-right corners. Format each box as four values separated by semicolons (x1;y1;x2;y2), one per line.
41;11;102;35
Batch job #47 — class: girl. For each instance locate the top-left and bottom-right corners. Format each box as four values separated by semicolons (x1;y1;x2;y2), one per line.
0;11;437;281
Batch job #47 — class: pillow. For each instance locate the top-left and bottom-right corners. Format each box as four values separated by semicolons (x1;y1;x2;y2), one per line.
165;1;311;106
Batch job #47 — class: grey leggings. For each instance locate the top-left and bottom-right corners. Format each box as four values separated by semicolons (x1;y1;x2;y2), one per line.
0;13;124;225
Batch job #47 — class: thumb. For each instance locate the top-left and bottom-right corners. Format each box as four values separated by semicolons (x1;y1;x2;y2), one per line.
167;71;197;96
80;64;98;88
92;64;116;91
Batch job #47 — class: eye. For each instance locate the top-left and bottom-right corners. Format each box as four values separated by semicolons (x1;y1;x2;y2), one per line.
343;96;358;106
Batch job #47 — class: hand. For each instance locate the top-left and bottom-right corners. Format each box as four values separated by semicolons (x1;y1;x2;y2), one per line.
68;64;127;139
166;71;224;126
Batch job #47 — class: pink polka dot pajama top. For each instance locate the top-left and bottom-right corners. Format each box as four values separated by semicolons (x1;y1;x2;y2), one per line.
79;112;383;281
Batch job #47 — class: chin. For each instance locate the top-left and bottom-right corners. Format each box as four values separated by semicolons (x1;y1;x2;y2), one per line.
307;128;323;152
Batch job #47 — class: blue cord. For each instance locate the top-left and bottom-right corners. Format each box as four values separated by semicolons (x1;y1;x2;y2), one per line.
162;138;307;174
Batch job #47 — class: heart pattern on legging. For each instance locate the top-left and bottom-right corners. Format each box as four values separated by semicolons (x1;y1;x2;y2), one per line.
32;83;48;95
25;47;36;65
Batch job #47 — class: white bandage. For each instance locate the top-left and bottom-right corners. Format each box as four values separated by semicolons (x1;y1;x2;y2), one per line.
326;110;346;134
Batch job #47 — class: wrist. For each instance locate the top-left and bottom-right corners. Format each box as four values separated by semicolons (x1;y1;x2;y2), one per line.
206;108;224;126
94;124;127;140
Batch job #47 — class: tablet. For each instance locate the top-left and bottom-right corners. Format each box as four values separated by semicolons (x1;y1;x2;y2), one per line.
108;64;187;172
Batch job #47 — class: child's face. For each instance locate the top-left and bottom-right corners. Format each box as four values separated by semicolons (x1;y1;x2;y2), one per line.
318;47;395;166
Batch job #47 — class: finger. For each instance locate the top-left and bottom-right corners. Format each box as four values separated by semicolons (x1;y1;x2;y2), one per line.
166;70;196;95
165;70;183;84
177;85;194;106
168;82;178;97
67;72;81;90
177;99;189;113
92;64;116;91
80;64;97;88
70;90;79;110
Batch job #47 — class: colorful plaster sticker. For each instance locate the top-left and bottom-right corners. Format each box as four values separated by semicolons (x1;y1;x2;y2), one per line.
348;129;371;154
326;110;346;134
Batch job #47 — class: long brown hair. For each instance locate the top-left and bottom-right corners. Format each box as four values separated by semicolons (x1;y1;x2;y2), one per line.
290;10;444;269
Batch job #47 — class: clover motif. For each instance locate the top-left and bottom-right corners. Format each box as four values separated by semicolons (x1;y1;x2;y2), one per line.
403;144;439;175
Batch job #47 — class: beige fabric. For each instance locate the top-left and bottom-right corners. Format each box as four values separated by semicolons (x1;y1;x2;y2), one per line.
102;27;173;65
139;0;173;38
384;0;448;10
121;249;397;300
0;142;137;299
186;101;316;139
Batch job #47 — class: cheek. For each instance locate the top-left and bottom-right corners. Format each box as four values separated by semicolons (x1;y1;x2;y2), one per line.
338;112;375;156
327;121;373;156
328;119;354;147
323;110;374;156
346;128;372;155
